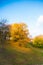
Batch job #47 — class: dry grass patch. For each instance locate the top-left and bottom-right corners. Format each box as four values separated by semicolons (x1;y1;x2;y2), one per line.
10;42;32;53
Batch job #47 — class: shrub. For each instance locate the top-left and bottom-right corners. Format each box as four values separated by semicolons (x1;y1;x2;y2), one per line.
33;35;43;48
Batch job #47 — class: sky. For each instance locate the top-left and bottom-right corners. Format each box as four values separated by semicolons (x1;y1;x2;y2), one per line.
0;0;43;37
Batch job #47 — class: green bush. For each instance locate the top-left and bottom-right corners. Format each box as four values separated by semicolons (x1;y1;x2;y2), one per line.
33;35;43;48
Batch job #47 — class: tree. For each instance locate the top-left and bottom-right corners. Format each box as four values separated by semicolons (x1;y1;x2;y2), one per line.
0;19;10;50
33;35;43;48
10;23;30;47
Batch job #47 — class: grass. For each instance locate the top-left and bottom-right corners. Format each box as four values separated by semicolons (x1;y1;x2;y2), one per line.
0;41;43;65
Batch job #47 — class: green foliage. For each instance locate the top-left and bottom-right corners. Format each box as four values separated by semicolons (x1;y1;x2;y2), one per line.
33;35;43;48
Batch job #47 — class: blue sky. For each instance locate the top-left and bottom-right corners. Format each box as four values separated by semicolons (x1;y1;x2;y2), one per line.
0;0;43;37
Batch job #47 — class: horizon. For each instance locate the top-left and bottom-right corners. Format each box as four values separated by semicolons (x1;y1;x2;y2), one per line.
0;0;43;37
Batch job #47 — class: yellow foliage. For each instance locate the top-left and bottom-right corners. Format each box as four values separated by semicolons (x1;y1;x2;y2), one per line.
33;35;43;45
9;23;30;47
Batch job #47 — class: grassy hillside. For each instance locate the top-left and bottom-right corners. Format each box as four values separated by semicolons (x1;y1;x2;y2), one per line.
0;42;43;65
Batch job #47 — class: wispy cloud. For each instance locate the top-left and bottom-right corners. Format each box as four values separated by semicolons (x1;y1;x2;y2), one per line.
36;15;43;26
30;15;43;37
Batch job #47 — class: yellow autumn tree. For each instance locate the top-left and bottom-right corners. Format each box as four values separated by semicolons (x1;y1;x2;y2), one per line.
10;23;30;47
33;35;43;48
